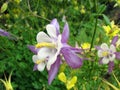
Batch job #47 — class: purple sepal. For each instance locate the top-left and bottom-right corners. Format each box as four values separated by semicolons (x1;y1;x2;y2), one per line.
95;46;101;50
0;28;10;37
115;52;120;60
50;18;60;36
61;22;69;43
48;55;60;85
27;45;39;54
108;61;114;73
111;36;118;46
61;47;83;69
33;64;38;71
99;58;103;64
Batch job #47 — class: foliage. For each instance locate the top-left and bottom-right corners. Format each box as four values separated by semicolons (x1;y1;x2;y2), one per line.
0;0;120;90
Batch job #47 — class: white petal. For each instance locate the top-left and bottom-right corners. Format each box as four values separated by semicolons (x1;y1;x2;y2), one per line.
110;44;116;52
98;50;103;57
102;57;109;64
109;54;115;61
47;50;60;70
37;63;45;71
36;32;52;43
46;24;57;38
101;43;109;50
32;55;38;63
38;47;53;59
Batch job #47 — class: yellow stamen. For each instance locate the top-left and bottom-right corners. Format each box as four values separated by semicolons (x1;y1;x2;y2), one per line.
35;60;44;64
35;42;55;48
102;51;109;57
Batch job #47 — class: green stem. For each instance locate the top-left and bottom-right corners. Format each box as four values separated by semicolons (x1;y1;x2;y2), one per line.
90;0;98;51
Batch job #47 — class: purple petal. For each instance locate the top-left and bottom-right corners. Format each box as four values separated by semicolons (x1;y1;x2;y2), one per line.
115;52;120;59
99;58;103;64
111;36;118;46
33;64;38;71
63;44;82;53
50;18;60;35
95;46;101;50
61;47;83;69
61;22;69;43
48;55;61;85
27;45;39;54
108;61;114;73
0;28;10;37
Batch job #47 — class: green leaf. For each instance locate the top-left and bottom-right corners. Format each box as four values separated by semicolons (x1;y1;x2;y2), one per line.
0;2;8;13
102;14;111;28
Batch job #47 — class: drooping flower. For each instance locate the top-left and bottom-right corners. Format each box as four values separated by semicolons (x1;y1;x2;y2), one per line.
0;72;13;90
103;21;120;38
29;18;83;84
58;72;77;90
97;36;120;73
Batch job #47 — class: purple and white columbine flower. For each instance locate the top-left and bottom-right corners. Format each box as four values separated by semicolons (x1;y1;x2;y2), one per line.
97;36;120;73
30;18;83;84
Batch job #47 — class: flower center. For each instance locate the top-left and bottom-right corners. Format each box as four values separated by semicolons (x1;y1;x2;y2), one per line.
35;42;56;48
35;59;44;64
102;51;109;57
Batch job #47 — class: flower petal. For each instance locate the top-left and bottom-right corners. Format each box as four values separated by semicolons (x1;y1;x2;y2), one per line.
110;44;116;52
27;45;39;54
0;28;10;37
98;50;103;57
102;57;109;64
33;64;38;71
108;61;114;73
111;36;118;46
46;24;57;38
61;22;69;43
38;47;54;59
101;43;109;50
61;47;83;68
32;55;38;63
48;55;61;85
115;52;120;59
36;32;51;43
109;54;115;61
37;63;45;71
50;18;60;35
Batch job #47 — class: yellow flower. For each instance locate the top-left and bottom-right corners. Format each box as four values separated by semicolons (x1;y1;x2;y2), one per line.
80;5;86;14
81;43;90;49
58;72;77;90
103;21;120;38
0;72;13;90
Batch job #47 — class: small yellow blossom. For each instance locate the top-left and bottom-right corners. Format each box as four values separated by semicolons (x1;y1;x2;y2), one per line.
0;72;13;90
58;72;77;90
103;21;120;38
80;5;86;14
81;43;90;49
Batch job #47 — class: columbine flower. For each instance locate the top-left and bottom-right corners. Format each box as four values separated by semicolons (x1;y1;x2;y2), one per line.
0;72;13;90
103;21;120;38
97;36;120;73
58;72;77;90
30;18;83;84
